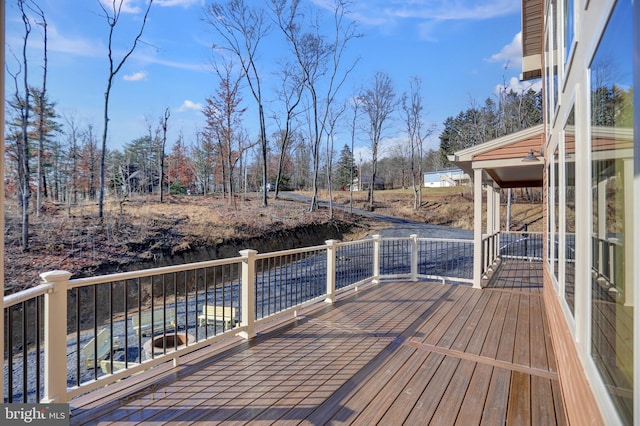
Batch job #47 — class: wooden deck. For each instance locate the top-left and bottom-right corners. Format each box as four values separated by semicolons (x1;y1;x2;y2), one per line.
70;260;566;425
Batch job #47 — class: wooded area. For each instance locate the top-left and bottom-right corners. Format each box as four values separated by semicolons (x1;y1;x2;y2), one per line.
4;0;546;252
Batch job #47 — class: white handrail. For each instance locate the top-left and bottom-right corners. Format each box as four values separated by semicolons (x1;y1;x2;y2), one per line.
66;256;243;289
3;282;54;308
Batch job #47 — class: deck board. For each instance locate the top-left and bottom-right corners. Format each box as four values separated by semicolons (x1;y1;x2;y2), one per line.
495;293;520;363
454;362;493;425
403;356;461;424
375;352;446;425
514;294;531;367
507;371;532;424
480;292;511;359
70;260;566;426
481;368;511;425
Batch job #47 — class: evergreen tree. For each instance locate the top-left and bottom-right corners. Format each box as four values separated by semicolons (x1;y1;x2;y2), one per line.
334;144;356;188
439;89;543;166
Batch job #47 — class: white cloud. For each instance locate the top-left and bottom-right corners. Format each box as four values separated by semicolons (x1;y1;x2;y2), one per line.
155;0;203;6
494;76;542;95
123;71;148;81
99;0;142;14
314;0;520;32
487;32;523;67
177;100;203;112
12;23;105;58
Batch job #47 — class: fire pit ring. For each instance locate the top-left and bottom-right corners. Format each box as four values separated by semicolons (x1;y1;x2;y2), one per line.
143;333;195;357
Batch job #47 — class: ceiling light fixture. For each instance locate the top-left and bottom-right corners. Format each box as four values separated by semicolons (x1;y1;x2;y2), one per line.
522;149;539;162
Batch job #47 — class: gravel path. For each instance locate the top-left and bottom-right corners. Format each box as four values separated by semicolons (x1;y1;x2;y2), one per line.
282;192;473;240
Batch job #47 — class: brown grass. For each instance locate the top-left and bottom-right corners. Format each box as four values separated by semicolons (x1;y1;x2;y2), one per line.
315;186;542;232
3;187;542;292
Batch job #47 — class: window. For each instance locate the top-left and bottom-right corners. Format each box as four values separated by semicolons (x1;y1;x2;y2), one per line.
546;1;559;118
564;0;575;63
589;1;634;422
553;146;560;281
563;107;575;314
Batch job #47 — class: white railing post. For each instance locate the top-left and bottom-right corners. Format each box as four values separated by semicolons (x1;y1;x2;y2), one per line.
410;234;418;282
40;270;72;403
473;168;483;289
372;234;381;285
608;239;617;287
325;240;337;304
238;249;257;340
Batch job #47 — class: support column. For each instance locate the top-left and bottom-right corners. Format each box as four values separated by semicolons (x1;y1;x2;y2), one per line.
597;178;607;278
41;270;72;403
372;234;381;285
486;185;494;236
239;249;257;340
623;159;634;307
473;168;483;289
495;187;501;259
410;234;418;282
325;240;337;304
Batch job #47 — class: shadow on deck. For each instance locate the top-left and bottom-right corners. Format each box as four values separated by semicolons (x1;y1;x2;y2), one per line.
70;260;565;425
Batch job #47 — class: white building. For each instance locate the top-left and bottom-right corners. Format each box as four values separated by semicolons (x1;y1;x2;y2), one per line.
422;168;469;188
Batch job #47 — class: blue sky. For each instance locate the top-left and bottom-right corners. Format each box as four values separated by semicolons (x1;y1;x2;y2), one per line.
5;0;540;158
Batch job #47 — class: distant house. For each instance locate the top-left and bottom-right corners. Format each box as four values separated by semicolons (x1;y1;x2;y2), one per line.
422;167;469;188
350;175;385;191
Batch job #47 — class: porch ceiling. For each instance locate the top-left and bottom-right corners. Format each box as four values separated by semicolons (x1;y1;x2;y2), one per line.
449;124;545;188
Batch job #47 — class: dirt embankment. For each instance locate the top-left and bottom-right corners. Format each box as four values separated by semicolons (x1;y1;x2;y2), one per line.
3;194;384;294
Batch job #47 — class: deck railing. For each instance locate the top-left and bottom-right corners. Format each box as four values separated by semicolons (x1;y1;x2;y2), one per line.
592;234;622;290
499;231;544;261
3;234;476;404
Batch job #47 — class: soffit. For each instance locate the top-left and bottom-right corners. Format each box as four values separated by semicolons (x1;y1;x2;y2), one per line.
449;124;545;188
522;0;543;80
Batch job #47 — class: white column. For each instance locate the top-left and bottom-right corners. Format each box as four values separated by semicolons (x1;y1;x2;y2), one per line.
410;234;418;282
597;178;607;278
41;270;72;403
473;168;483;289
325;240;337;304
486;185;494;268
372;234;381;285
623;159;634;307
495;188;501;259
238;249;257;339
486;185;494;236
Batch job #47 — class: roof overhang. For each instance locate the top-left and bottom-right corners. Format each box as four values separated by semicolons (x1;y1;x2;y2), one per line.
521;0;543;81
448;124;545;188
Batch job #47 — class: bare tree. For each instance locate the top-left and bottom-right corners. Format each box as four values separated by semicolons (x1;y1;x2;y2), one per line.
204;0;271;207
159;108;170;202
203;60;253;208
97;0;153;220
62;114;81;209
271;0;360;211
402;76;429;210
347;96;360;211
360;71;396;209
25;1;48;217
17;0;32;250
324;103;346;218
190;133;215;195
272;61;304;198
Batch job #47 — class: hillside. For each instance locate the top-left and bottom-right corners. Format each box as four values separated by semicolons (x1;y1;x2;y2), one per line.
3;187;543;293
